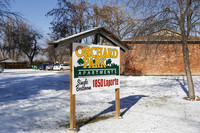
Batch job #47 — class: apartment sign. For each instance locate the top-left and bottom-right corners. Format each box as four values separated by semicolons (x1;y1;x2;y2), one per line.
72;43;120;94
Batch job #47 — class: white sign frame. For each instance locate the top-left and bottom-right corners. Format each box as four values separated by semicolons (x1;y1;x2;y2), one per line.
72;43;120;94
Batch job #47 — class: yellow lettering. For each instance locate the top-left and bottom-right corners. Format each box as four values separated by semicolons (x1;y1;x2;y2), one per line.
77;46;118;69
75;46;84;57
88;58;95;68
84;47;91;57
95;58;100;68
107;48;113;58
100;58;106;68
91;47;96;58
83;58;89;68
112;49;118;58
96;48;103;57
103;48;107;57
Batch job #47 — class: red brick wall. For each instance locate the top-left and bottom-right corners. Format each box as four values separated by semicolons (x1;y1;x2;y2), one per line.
120;43;200;75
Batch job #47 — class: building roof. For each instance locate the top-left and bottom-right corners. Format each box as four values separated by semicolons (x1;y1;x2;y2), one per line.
0;58;18;63
0;58;8;62
49;27;130;52
123;28;200;43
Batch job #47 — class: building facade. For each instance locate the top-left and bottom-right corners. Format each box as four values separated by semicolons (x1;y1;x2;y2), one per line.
121;29;200;75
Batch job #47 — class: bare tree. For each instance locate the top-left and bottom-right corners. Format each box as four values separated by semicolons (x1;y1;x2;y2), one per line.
45;42;70;64
46;0;137;64
1;18;42;66
47;0;137;40
92;1;136;39
20;27;42;67
127;0;200;99
46;0;91;40
2;18;24;60
0;0;20;58
0;0;19;27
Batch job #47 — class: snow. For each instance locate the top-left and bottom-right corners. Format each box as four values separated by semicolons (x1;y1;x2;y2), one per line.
0;69;200;133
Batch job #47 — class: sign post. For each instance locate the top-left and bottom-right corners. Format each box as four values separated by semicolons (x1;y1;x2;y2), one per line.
115;88;120;118
68;43;121;132
68;44;77;133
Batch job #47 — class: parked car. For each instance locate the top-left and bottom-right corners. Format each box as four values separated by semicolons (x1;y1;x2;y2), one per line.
39;63;49;70
46;64;54;70
32;65;40;70
53;64;70;71
0;65;4;73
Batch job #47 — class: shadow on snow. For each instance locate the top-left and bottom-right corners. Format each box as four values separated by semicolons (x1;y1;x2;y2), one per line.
78;94;148;130
0;73;70;103
175;77;189;97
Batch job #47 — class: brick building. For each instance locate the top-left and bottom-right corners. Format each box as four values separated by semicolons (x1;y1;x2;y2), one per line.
121;29;200;75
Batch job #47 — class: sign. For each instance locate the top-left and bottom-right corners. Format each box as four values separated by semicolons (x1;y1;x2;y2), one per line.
72;43;120;94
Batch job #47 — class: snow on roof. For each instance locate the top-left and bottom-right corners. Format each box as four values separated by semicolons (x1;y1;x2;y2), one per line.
50;27;130;52
0;58;18;63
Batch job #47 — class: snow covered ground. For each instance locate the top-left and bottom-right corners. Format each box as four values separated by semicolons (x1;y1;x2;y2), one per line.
0;69;200;133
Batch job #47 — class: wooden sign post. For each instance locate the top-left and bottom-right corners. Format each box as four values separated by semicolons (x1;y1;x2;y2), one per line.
115;88;120;118
68;44;77;133
68;43;121;132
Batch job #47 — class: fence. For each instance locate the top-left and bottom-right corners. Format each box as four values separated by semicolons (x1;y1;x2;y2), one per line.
0;62;27;69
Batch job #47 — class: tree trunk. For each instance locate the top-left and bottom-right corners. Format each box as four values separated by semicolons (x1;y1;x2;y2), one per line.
182;41;195;99
0;48;4;58
8;43;11;58
28;56;33;68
